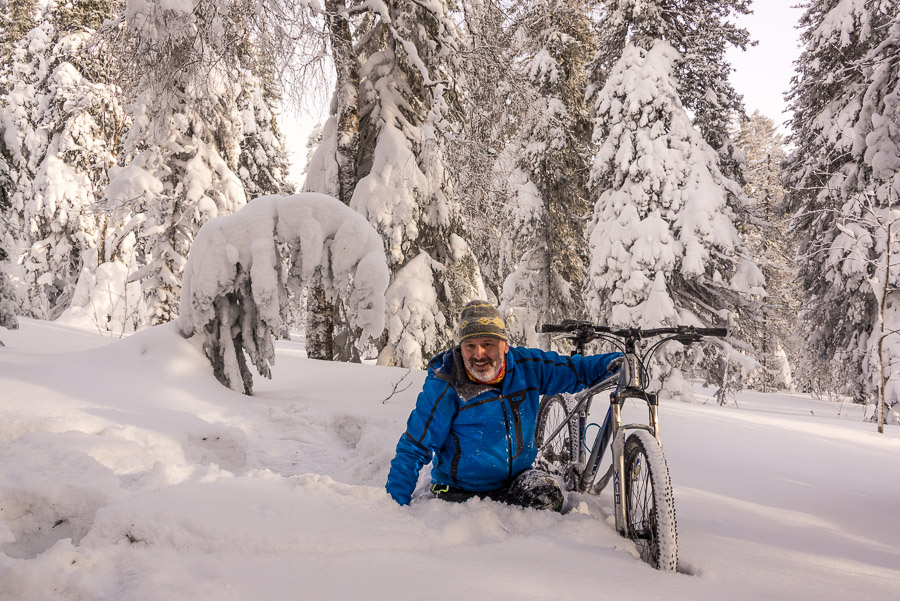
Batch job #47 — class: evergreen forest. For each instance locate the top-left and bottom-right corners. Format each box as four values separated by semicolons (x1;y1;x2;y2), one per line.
1;0;899;426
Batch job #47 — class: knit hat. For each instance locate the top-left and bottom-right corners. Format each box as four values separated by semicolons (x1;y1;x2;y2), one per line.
457;300;508;342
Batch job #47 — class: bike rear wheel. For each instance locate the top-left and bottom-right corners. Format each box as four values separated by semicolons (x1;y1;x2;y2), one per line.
534;394;580;478
622;430;677;571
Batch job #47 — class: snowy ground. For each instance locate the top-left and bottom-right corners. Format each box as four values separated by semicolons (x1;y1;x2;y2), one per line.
1;318;898;601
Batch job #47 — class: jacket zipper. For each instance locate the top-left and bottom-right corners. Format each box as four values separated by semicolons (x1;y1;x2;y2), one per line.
501;399;514;480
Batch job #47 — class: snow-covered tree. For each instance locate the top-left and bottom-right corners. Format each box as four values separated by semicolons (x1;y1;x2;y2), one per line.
587;38;762;397
733;111;796;391
0;0;33;329
304;0;485;367
304;0;359;206
785;0;898;412
235;68;294;200
179;192;389;395
360;0;485;367
437;0;519;300
858;8;900;428
0;0;39;89
93;0;292;330
584;0;761;398
0;200;16;332
0;0;125;320
300;0;362;362
496;0;595;348
591;0;752;179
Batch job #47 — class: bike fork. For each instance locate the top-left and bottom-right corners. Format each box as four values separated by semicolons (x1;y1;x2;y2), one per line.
612;429;628;536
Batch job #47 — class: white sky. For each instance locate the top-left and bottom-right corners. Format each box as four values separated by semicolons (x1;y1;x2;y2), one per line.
727;1;805;132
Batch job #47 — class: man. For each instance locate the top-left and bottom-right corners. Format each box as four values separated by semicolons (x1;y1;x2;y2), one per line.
385;300;622;511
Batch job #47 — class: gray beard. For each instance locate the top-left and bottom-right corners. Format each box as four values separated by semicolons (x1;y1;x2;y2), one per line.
465;358;502;383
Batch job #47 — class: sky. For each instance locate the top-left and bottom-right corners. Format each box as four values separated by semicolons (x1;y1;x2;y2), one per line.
726;1;806;131
1;318;899;600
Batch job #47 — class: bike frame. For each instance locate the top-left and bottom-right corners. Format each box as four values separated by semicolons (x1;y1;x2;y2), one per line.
553;360;660;537
538;322;726;537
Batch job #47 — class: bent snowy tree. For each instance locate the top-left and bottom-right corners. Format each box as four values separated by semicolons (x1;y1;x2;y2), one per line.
178;193;390;395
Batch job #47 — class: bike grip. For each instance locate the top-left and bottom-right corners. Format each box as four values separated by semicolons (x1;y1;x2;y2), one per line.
538;324;569;333
697;327;728;337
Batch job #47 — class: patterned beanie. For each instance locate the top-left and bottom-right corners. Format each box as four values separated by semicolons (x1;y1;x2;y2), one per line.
457;300;508;343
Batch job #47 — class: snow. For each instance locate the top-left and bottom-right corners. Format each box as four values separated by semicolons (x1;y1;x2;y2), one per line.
177;192;389;392
2;318;899;600
378;252;445;368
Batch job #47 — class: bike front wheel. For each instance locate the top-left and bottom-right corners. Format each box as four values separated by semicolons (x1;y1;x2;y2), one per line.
534;394;580;478
622;430;677;571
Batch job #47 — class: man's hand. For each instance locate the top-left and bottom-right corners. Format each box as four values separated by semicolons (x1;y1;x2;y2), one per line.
607;355;624;373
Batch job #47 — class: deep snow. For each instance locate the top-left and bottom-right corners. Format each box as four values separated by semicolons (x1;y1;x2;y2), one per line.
1;319;898;601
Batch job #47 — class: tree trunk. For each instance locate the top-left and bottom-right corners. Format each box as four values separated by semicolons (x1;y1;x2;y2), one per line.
306;268;334;361
877;222;891;434
325;0;360;206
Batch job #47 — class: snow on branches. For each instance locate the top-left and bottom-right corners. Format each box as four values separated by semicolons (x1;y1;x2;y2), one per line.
588;42;759;326
178;192;389;395
587;41;761;396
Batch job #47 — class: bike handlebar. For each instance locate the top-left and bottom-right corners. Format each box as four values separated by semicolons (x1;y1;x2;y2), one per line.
538;320;728;339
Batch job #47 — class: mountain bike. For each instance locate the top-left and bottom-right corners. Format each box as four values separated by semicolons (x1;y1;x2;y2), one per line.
534;320;728;571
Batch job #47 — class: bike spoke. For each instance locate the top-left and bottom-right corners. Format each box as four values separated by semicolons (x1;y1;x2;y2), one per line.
627;451;658;563
535;395;578;478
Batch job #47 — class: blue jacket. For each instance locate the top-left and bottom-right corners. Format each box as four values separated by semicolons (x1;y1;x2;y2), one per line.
385;345;621;505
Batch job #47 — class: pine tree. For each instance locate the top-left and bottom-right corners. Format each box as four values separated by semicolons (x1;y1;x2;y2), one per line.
0;158;16;331
304;0;485;367
231;15;294;200
591;0;751;178
300;0;362;361
98;0;292;328
438;0;517;304
733;111;796;391
0;0;125;320
235;68;293;200
784;0;896;404
497;0;595;348
306;0;360;206
857;6;900;428
362;0;485;368
0;0;38;329
586;0;762;397
0;0;38;89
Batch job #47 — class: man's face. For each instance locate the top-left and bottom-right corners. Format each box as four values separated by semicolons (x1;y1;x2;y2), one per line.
460;336;509;382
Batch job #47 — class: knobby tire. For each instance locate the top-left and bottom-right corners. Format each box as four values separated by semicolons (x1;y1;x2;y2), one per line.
623;430;678;571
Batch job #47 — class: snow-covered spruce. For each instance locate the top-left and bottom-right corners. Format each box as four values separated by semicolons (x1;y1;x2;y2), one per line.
786;1;900;420
178;192;390;395
587;41;762;397
733;111;795;391
497;1;595;345
0;3;124;321
305;0;485;368
82;0;291;332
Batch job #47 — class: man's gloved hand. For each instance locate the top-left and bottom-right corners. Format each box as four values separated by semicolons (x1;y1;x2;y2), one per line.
607;355;625;373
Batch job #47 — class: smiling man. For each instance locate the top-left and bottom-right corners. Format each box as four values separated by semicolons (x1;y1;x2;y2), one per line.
385;300;622;511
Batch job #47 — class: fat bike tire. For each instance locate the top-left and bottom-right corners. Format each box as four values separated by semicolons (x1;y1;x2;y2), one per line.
622;430;678;571
534;394;580;478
